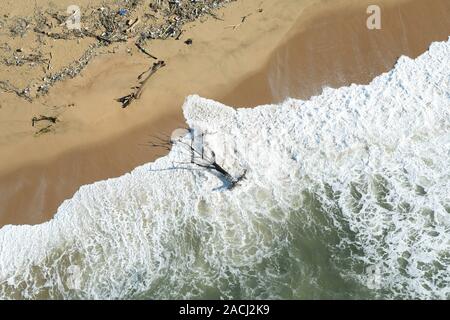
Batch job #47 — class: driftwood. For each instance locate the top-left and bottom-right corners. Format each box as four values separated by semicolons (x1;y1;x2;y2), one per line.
116;60;166;108
135;42;158;59
32;115;58;127
126;18;140;33
32;115;59;136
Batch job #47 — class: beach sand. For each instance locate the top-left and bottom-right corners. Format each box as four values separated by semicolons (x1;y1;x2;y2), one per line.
0;0;449;226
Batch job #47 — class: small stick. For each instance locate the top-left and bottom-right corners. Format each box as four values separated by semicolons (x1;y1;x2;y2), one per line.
135;42;158;59
226;13;253;30
241;13;252;23
225;24;241;30
47;52;52;71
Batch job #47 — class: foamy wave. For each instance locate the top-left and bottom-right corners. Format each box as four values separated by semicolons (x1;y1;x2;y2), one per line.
0;38;449;299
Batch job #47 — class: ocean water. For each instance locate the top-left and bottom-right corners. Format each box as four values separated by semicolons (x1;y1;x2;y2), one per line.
0;38;449;300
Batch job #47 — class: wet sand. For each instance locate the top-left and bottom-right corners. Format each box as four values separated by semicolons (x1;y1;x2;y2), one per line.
0;0;449;226
222;0;450;106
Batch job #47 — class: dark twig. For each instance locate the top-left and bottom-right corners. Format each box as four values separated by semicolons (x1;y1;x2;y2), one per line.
135;43;158;59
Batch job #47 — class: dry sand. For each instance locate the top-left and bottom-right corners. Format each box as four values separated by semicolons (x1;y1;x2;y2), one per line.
0;0;449;226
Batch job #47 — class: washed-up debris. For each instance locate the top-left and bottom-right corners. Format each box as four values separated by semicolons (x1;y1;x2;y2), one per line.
126;18;140;32
31;113;62;136
135;42;158;59
0;43;11;52
0;80;32;101
31;115;58;127
118;9;128;16
117;60;166;108
9;17;30;37
3;50;49;67
136;0;233;47
37;43;100;95
34;124;54;136
0;1;235;100
184;38;192;45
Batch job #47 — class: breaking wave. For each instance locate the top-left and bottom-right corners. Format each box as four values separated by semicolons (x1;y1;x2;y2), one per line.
0;38;449;300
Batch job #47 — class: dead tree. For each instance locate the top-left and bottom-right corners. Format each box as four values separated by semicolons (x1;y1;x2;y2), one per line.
148;130;246;190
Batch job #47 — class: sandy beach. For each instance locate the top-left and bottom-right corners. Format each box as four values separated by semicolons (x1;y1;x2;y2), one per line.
0;0;450;301
0;0;449;227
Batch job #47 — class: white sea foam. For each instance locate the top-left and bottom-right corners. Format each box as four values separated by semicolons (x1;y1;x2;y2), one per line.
0;38;449;299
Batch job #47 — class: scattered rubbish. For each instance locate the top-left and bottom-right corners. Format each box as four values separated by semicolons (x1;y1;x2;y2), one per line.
136;0;234;45
0;0;235;101
0;80;32;101
3;50;49;67
37;43;100;95
9;17;30;37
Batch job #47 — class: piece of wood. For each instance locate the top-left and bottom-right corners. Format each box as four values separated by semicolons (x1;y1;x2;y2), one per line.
126;18;140;32
32;115;58;127
135;42;158;59
116;60;166;108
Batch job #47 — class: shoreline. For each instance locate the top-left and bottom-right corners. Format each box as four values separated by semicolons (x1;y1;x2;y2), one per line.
1;0;449;227
221;0;450;106
0;0;317;226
